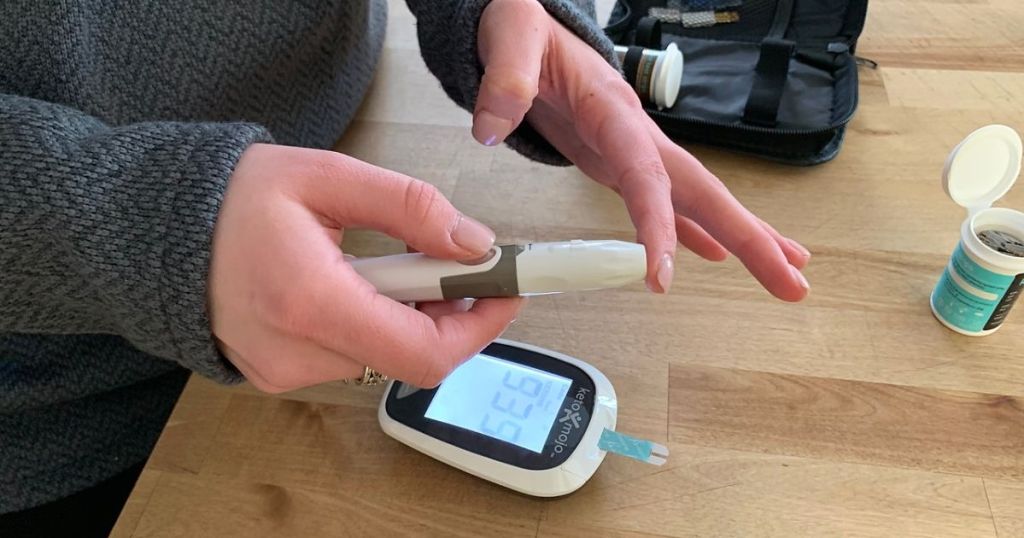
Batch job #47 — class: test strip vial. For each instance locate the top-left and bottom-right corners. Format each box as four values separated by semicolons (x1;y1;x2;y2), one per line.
930;125;1024;336
613;43;684;110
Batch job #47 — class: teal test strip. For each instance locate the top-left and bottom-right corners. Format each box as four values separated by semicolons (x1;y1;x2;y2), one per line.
598;428;669;465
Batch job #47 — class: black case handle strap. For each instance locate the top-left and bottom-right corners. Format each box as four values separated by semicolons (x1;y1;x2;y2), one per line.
742;38;795;127
766;0;797;39
742;0;797;128
634;16;662;48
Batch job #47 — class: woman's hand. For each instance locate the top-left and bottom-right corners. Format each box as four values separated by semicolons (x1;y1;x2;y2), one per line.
473;0;810;301
209;144;522;393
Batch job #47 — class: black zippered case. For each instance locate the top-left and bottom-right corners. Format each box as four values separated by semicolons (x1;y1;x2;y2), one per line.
605;0;869;165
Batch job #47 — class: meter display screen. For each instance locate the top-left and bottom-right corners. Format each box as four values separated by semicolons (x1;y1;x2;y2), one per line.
424;354;572;453
384;341;597;470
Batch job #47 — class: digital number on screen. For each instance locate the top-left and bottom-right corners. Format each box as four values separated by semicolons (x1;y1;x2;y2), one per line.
423;354;573;453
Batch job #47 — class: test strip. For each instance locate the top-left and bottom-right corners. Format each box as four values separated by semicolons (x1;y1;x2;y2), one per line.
598;428;669;465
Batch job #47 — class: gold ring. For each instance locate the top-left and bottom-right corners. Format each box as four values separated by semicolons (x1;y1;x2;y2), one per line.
345;366;388;386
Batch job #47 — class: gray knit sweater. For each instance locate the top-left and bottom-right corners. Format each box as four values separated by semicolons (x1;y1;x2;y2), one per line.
0;0;615;513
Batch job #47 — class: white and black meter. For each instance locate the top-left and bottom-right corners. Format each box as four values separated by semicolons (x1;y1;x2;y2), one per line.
377;339;621;497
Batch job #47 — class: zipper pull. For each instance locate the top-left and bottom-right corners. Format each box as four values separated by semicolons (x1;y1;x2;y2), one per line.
827;41;878;69
827;42;849;53
855;56;879;69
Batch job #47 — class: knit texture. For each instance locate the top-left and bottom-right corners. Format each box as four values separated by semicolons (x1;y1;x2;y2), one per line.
0;0;611;512
410;0;620;166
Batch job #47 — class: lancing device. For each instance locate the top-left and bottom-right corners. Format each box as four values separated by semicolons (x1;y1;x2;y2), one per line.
349;240;647;303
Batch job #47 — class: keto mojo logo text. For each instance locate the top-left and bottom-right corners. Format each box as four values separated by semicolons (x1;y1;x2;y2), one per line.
551;387;590;456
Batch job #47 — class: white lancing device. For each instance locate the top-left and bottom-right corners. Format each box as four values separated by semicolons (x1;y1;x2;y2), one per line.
349;240;647;303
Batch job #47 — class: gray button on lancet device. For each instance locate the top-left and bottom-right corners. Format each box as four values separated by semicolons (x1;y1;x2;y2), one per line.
349;240;648;303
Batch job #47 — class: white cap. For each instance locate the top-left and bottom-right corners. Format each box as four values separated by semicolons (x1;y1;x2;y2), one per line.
652;42;683;109
942;124;1022;215
515;240;646;294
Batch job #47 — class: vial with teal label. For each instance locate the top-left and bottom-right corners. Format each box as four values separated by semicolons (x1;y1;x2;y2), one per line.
931;125;1024;336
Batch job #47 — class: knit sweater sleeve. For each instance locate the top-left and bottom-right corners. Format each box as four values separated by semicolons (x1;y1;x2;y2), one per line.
0;94;272;383
405;0;619;166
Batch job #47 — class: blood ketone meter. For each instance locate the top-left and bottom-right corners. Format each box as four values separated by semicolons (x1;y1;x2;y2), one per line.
378;339;668;497
350;239;646;303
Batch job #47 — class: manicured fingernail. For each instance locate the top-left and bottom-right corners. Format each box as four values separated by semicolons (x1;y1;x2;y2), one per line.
451;214;495;255
473;110;513;146
648;253;674;294
788;238;811;259
790;265;810;290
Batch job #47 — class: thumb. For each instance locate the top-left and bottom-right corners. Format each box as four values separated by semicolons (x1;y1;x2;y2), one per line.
473;0;548;146
305;154;495;260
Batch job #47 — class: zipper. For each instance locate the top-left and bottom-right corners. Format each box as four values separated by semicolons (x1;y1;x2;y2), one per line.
648;109;848;135
826;38;878;68
648;109;853;163
767;0;795;39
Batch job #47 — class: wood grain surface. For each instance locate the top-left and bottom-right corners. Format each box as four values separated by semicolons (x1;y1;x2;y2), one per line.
113;0;1024;536
669;365;1024;479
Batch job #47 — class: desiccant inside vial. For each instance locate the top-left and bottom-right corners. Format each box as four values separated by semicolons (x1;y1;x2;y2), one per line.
978;229;1024;258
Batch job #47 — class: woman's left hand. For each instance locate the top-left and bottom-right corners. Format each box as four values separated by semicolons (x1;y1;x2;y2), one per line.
473;0;811;301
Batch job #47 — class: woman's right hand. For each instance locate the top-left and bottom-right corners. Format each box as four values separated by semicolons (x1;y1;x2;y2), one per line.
208;143;523;393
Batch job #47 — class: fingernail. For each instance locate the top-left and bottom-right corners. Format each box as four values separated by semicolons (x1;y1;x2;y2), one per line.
451;215;496;255
790;265;810;290
655;254;674;294
473;110;513;147
788;238;811;259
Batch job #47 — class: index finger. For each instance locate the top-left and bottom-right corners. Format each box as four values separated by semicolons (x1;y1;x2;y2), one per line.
655;136;809;302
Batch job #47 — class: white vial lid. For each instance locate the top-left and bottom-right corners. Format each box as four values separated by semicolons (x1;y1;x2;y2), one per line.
652;42;683;109
942;124;1022;215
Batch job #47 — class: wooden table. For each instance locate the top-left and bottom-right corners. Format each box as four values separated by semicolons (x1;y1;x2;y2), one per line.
113;1;1024;536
